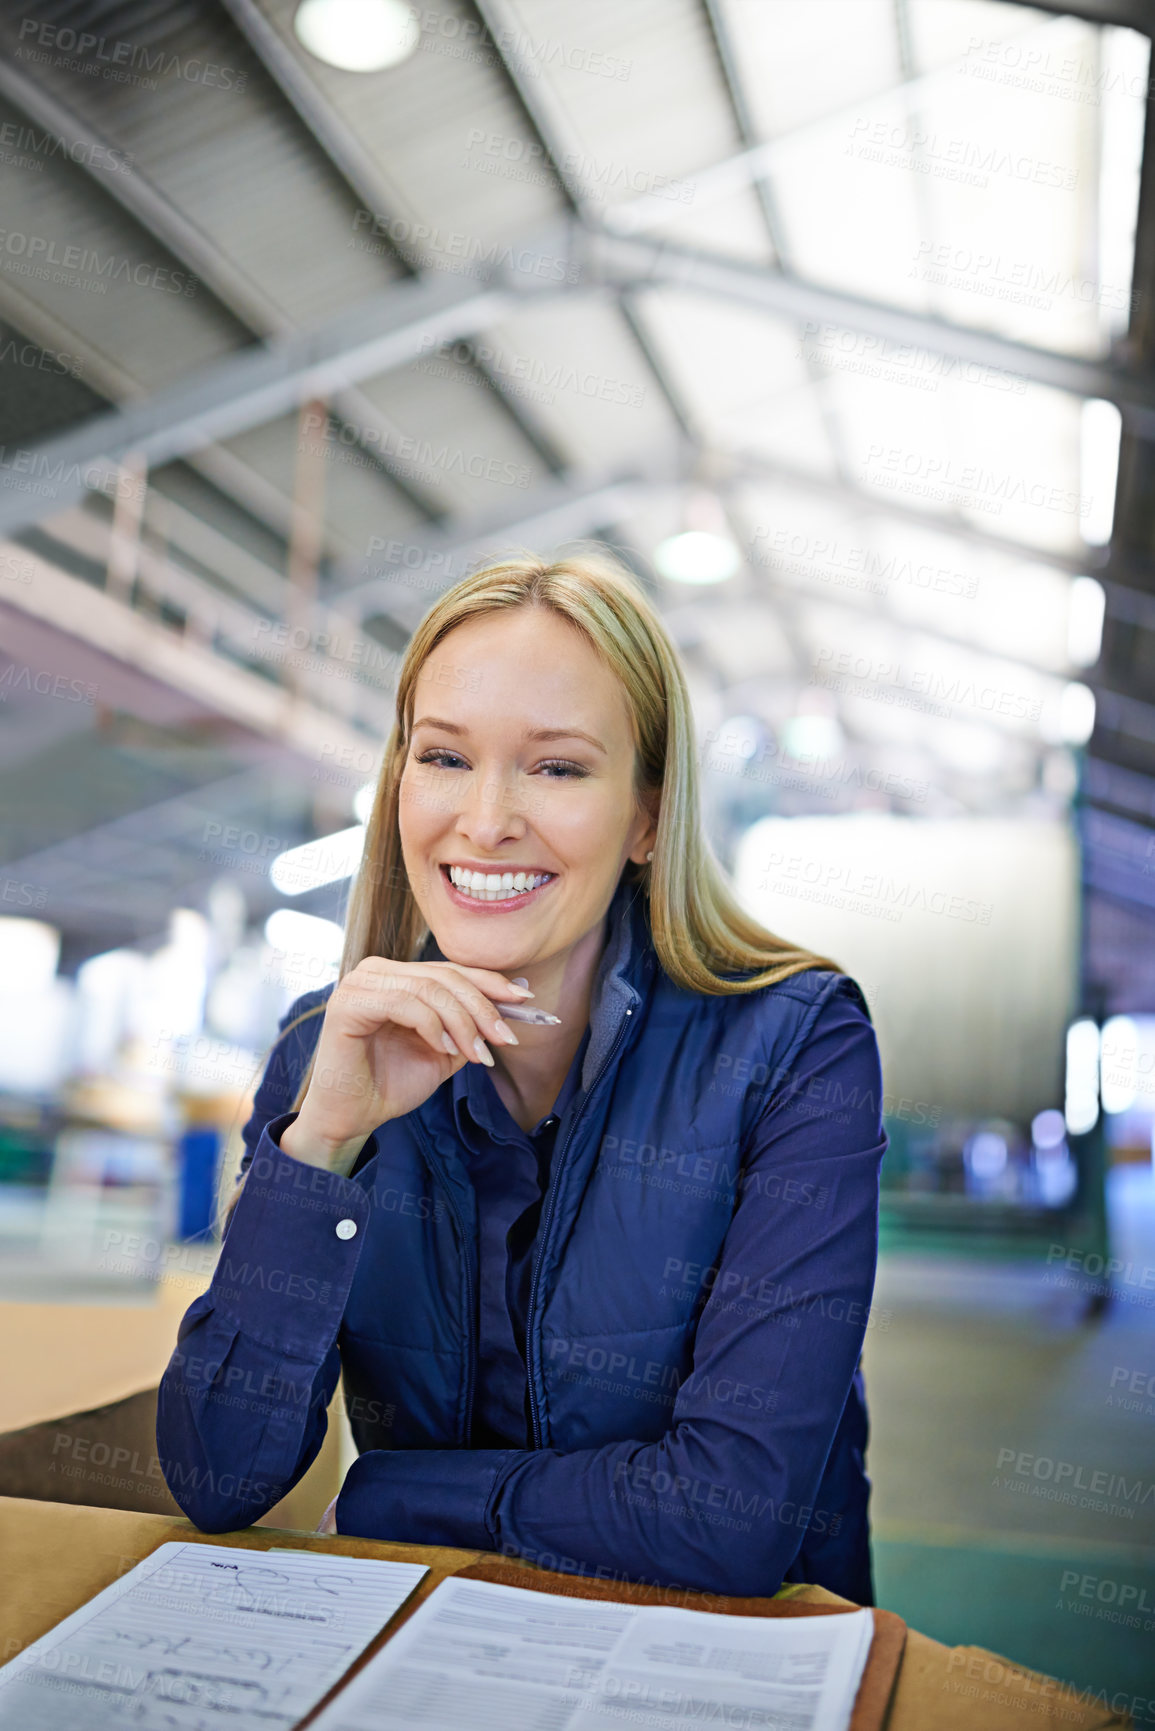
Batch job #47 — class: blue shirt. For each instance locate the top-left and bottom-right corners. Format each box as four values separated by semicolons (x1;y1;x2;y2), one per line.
454;1026;592;1448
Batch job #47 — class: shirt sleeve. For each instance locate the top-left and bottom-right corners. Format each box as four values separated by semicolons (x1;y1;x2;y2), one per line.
334;975;888;1596
155;994;379;1533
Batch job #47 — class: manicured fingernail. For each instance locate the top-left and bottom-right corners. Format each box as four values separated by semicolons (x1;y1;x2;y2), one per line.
493;1019;519;1045
509;979;534;996
473;1036;494;1066
442;1032;459;1055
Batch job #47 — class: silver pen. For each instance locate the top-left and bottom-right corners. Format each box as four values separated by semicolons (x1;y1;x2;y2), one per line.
500;1002;562;1025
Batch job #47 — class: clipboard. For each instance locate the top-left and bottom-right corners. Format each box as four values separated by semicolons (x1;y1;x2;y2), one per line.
452;1561;907;1731
295;1554;907;1731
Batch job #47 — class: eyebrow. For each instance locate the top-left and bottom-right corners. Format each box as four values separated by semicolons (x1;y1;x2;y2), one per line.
412;716;607;754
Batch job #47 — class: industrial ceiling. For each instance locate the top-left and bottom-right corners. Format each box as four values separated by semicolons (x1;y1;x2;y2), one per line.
0;0;1152;1009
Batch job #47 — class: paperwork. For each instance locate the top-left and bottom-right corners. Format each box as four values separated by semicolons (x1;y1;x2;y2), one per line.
309;1575;874;1731
0;1541;427;1729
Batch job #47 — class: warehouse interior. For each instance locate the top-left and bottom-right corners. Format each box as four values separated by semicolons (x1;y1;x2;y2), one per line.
0;0;1154;1710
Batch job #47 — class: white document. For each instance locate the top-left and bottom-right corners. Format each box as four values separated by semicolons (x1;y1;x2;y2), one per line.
0;1540;427;1730
308;1575;874;1731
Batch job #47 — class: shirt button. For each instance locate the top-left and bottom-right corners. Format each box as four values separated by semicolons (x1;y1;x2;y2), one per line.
335;1218;357;1240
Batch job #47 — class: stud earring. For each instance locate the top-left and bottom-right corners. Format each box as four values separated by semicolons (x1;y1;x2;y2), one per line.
645;851;654;862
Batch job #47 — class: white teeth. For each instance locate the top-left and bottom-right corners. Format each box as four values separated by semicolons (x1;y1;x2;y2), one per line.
447;866;552;902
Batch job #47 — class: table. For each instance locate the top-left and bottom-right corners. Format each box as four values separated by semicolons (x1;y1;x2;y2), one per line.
0;1274;344;1531
0;1497;1132;1729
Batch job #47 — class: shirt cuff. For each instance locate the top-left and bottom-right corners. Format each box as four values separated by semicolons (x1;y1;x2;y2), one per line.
335;1447;520;1551
211;1113;370;1357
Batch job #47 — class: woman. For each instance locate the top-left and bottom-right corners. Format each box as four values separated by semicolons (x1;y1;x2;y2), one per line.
157;548;888;1605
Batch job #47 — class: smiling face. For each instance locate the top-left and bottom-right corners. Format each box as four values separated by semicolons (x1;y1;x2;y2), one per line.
398;605;656;975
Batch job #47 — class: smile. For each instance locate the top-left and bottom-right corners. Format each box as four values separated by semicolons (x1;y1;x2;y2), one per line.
440;864;557;910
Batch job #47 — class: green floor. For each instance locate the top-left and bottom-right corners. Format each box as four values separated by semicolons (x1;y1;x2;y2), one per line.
873;1535;1155;1712
864;1168;1155;1715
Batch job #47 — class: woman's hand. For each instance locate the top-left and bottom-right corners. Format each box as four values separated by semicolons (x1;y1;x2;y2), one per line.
280;959;530;1173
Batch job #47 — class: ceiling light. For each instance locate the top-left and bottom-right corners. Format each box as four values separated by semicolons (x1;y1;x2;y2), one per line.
353;781;376;824
1057;681;1096;746
1080;398;1121;547
270;825;366;895
1066;576;1106;668
1065;1018;1100;1135
0;919;60;992
654;531;741;585
1100;1015;1139;1114
264;909;344;962
293;0;420;72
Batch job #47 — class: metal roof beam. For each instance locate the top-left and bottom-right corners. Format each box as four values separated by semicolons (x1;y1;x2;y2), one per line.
469;0;700;446
0;60;454;524
606;8;1153;241
582;227;1155;426
219;0;567;477
0;251;574;535
330;470;656;623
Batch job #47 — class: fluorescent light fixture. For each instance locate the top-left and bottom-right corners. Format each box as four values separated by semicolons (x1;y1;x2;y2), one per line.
1080;398;1121;547
1057;681;1096;746
270;825;365;895
1066;576;1106;668
654;531;742;585
0;919;59;992
353;781;376;824
293;0;420;71
264;909;344;962
1100;1014;1138;1115
1096;28;1149;346
1065;1017;1100;1135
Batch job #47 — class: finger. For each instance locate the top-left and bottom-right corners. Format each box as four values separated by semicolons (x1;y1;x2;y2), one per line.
419;967;520;1050
345;960;512;1052
382;990;473;1066
427;961;536;1000
346;970;492;1065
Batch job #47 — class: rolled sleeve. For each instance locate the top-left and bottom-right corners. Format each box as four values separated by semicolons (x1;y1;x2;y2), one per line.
335;1446;520;1551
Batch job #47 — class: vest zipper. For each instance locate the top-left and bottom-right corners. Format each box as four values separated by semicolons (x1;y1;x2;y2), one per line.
415;1125;478;1448
524;1002;637;1449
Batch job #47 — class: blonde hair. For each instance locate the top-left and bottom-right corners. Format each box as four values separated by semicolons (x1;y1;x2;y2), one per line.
222;546;839;1226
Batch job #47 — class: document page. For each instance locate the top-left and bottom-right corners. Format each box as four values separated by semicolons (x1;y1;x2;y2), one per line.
309;1575;874;1731
0;1540;427;1730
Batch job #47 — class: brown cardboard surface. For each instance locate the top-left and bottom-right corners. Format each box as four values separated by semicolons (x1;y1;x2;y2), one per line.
0;1273;209;1433
0;1381;341;1534
0;1498;1135;1729
0;1497;479;1668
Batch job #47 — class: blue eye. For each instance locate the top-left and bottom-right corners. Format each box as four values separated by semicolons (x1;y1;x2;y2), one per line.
415;749;465;770
414;750;587;780
538;760;588;779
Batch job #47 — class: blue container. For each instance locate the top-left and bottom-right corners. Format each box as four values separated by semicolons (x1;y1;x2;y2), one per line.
176;1124;222;1241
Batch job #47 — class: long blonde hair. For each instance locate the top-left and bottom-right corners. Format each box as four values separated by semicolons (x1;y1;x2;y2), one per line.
223;546;840;1222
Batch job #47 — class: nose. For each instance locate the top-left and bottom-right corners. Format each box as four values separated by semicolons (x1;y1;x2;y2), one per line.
453;769;530;850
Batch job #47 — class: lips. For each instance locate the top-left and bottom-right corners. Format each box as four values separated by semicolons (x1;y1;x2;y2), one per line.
440;863;557;913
